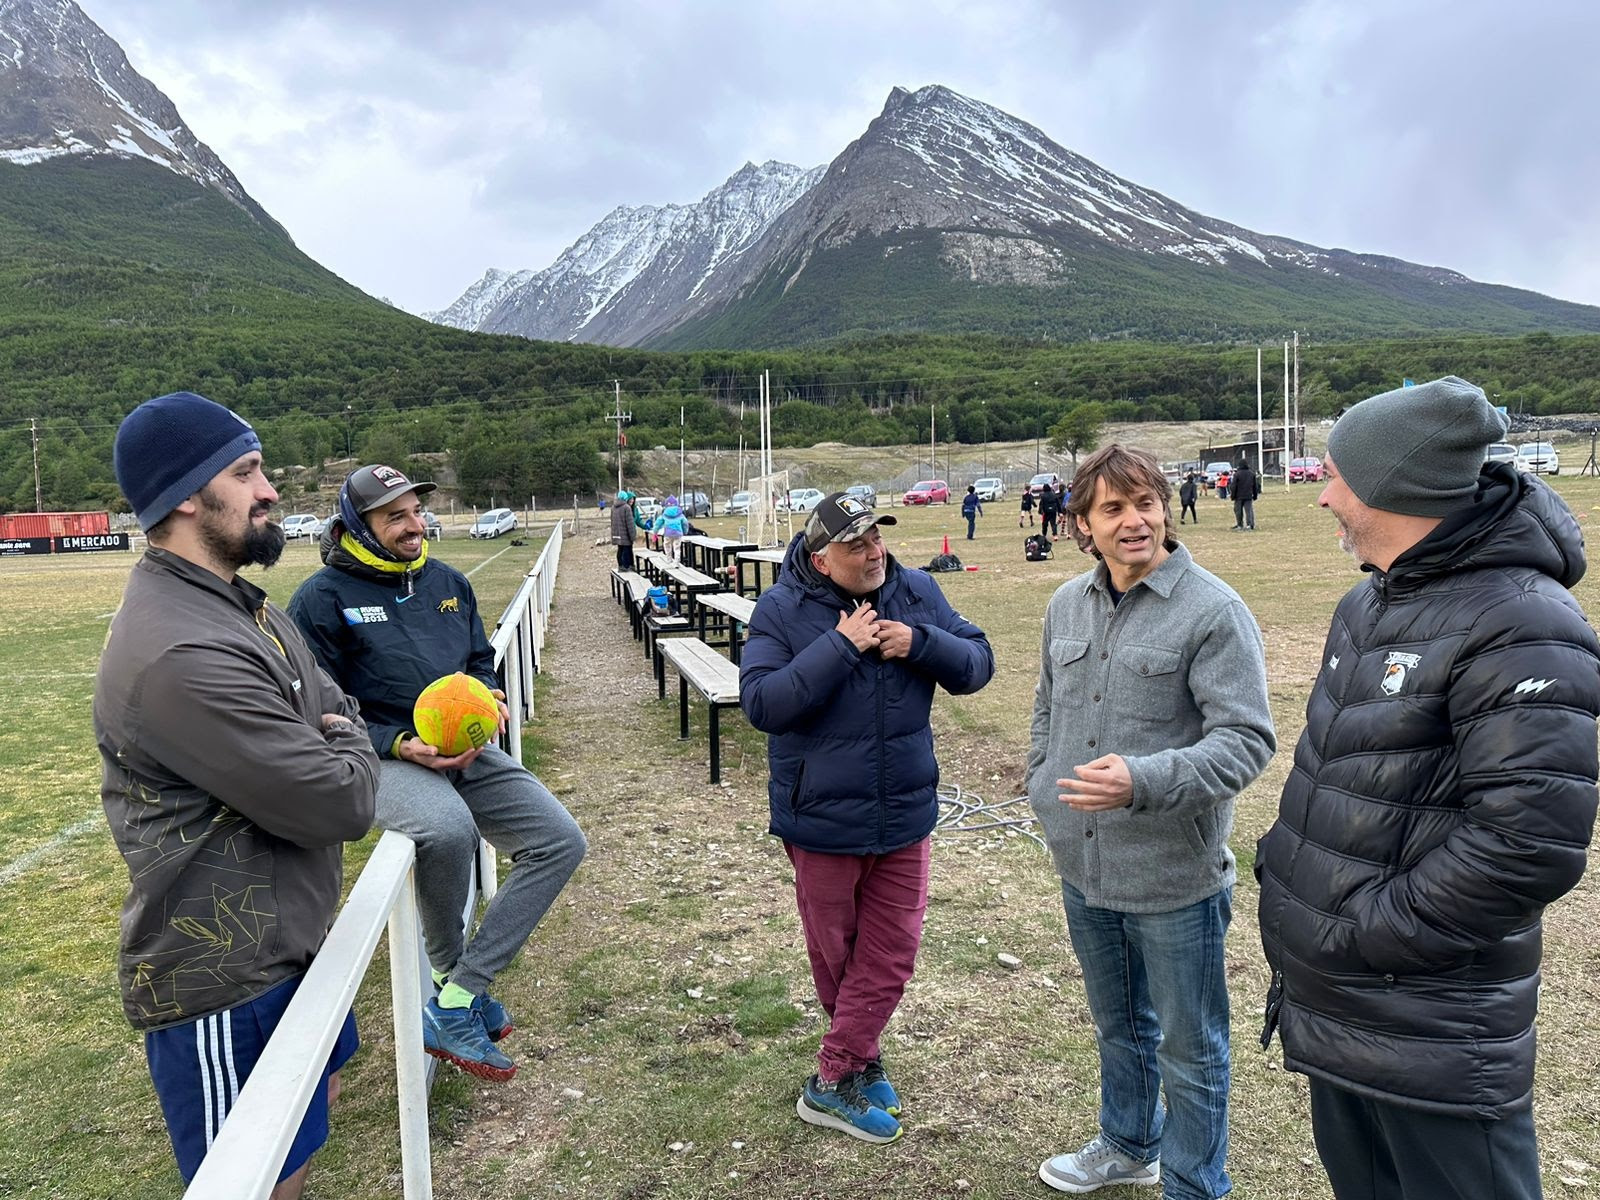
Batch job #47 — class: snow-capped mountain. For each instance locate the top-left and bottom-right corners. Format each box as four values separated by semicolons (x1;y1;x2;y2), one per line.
0;0;274;225
437;160;824;343
438;84;1594;348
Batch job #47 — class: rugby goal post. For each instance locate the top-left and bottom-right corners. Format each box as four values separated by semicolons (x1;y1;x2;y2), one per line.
749;470;793;548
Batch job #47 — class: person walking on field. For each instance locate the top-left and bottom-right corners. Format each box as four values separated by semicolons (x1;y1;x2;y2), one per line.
611;490;636;570
95;392;378;1197
1230;460;1259;531
1020;486;1036;528
290;465;586;1085
1039;482;1062;540
741;493;994;1145
1257;377;1600;1200
1179;472;1199;524
962;485;983;539
1028;444;1275;1198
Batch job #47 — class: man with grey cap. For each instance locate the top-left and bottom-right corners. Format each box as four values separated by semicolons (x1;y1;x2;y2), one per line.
95;392;378;1194
290;465;586;1085
1257;376;1600;1199
741;492;994;1144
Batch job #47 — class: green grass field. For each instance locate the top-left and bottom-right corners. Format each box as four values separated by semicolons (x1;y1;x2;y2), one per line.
2;485;1597;1198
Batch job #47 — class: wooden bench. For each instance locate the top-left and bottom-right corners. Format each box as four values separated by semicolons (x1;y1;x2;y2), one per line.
611;567;648;607
617;571;653;640
657;638;743;783
694;591;758;664
633;548;668;582
735;547;786;597
660;560;721;613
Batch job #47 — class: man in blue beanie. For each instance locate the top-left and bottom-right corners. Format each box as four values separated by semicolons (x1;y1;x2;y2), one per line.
95;392;379;1196
289;465;586;1084
1258;376;1600;1200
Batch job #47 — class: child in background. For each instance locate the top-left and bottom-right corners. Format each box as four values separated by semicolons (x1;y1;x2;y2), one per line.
657;503;690;561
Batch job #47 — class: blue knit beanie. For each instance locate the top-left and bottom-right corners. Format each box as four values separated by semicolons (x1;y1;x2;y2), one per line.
114;392;262;531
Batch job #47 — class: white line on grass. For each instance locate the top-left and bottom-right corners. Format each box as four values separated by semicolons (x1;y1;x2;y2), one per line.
465;544;515;578
0;815;102;887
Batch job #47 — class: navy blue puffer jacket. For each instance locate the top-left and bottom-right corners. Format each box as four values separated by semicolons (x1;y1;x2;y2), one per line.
740;533;994;854
1257;466;1600;1118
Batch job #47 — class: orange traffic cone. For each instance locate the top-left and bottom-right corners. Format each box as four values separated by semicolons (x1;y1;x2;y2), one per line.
942;534;950;555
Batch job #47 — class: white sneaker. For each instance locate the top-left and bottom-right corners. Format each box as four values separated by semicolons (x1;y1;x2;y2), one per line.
1038;1135;1160;1193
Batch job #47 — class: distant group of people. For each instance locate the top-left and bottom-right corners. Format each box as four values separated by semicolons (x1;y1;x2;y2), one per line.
610;491;694;565
1176;459;1262;529
93;375;1598;1200
1019;478;1072;537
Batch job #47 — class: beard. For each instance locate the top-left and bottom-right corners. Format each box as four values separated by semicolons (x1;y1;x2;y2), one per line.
197;487;286;570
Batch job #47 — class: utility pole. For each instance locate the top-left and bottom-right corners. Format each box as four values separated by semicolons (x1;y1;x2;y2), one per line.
31;418;42;510
1292;330;1301;456
605;380;631;492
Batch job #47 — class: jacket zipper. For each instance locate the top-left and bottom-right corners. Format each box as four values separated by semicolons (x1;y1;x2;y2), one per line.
876;659;887;849
1260;968;1285;1049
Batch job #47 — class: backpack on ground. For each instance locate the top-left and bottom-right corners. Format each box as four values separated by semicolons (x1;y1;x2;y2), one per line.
924;553;964;572
1024;534;1053;561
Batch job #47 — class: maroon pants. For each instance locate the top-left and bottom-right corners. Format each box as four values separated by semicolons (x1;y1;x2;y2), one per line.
785;837;931;1082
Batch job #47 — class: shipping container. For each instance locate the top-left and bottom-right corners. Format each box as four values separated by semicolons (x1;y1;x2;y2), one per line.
0;511;112;539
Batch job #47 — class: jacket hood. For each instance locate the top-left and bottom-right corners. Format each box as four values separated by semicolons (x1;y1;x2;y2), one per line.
318;517;430;592
779;530;904;604
1384;463;1586;595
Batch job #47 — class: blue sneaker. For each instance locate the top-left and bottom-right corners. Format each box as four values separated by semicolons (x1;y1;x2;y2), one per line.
859;1059;901;1115
796;1072;902;1143
474;992;515;1043
423;999;516;1082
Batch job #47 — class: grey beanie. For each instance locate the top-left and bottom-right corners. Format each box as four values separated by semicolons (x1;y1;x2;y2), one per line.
1327;376;1508;517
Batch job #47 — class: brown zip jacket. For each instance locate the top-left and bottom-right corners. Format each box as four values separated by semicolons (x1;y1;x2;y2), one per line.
93;548;378;1030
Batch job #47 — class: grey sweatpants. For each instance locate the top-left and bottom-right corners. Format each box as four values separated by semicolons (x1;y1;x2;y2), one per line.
377;745;586;996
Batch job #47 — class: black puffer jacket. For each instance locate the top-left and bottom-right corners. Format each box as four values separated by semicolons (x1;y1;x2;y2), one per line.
1257;465;1600;1118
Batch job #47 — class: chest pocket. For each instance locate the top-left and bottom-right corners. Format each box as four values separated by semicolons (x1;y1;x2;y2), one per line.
1050;637;1091;700
1111;643;1186;721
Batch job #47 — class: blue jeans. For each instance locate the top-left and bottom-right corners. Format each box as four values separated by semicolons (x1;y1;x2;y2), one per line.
1061;882;1233;1200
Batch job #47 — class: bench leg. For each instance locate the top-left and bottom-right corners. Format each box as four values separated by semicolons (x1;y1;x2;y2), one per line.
656;644;667;699
678;675;690;740
709;704;722;784
730;627;743;666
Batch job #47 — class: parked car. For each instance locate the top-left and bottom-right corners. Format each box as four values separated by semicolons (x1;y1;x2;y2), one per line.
422;509;443;539
470;508;517;539
902;480;951;506
723;490;754;516
634;495;662;520
781;487;826;513
679;491;712;518
845;483;878;509
1203;461;1233;488
1484;442;1517;466
1517;441;1560;475
973;477;1005;501
1027;471;1062;495
280;513;325;541
1288;456;1324;483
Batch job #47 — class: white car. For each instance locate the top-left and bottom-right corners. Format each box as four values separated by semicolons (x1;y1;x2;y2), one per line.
723;490;754;516
633;495;662;521
281;513;325;541
1516;442;1559;475
781;488;825;513
470;508;517;539
1484;442;1517;466
974;477;1005;501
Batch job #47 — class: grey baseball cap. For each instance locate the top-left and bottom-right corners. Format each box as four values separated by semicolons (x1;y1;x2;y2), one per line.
803;492;897;552
343;464;436;513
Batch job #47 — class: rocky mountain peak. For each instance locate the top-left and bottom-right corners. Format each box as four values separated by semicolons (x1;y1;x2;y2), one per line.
0;0;273;224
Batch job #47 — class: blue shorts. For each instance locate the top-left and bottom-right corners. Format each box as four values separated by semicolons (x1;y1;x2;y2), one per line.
145;973;359;1183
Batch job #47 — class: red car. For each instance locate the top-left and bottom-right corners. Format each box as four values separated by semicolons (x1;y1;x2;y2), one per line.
1289;456;1324;483
902;479;951;505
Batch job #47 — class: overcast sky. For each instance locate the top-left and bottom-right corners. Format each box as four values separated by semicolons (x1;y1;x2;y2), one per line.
82;0;1600;317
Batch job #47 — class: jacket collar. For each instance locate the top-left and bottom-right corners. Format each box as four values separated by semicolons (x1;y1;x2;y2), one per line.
1082;542;1191;600
141;545;268;615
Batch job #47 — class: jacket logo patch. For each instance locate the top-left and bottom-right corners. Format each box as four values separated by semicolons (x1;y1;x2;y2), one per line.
1327;655;1339;671
342;606;389;625
1380;651;1421;697
438;596;460;614
1514;677;1555;696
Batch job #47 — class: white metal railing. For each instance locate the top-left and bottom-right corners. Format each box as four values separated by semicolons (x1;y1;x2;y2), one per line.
184;520;567;1200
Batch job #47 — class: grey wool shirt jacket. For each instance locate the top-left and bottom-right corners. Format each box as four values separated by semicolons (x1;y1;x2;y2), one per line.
1027;543;1276;913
